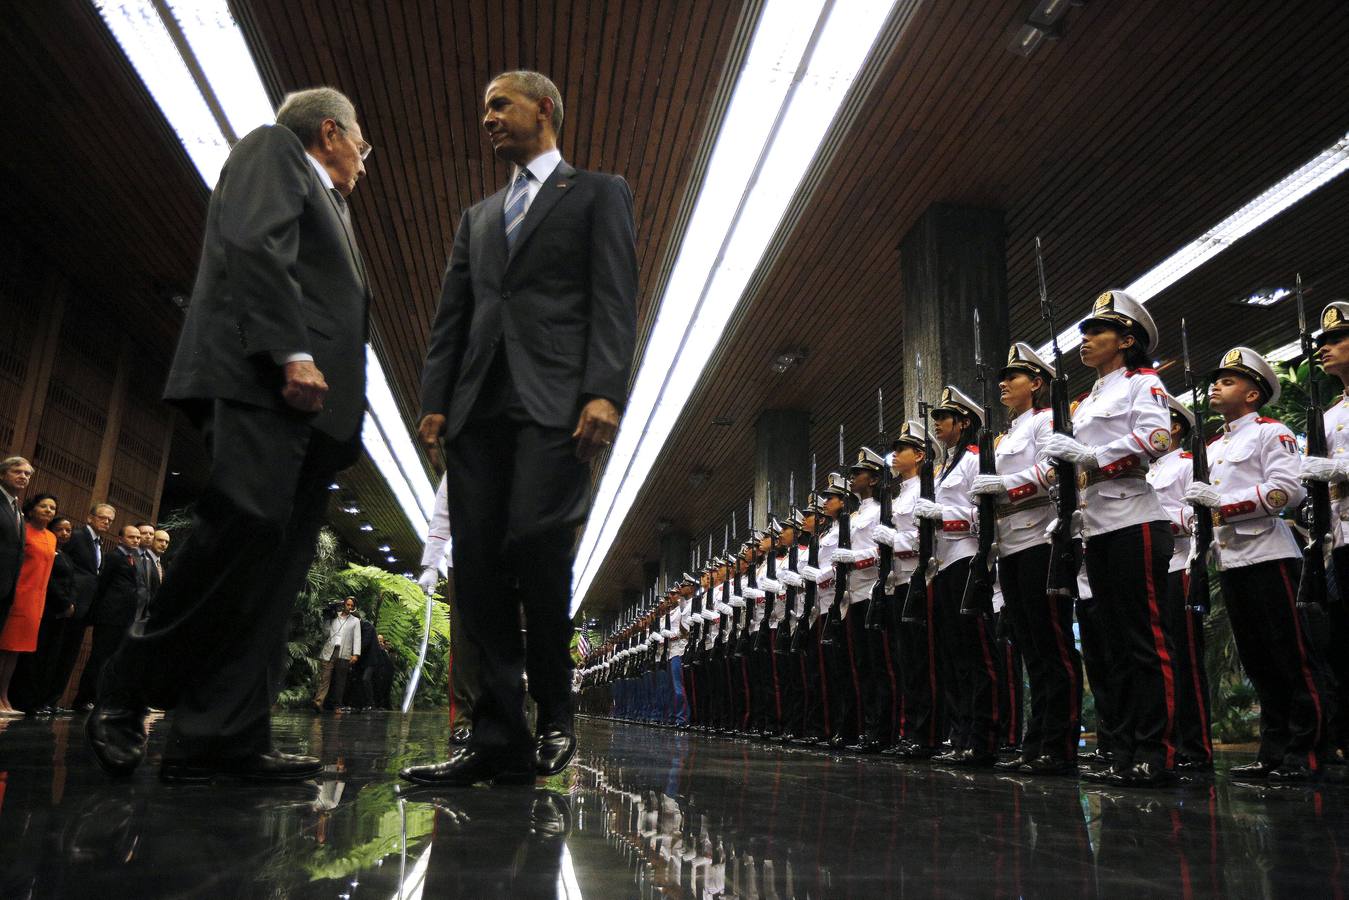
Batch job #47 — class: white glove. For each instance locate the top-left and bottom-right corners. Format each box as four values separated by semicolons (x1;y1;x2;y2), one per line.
1301;456;1347;482
799;564;826;583
872;523;899;546
832;547;860;564
651;633;664;644
729;595;747;608
971;474;1008;497
716;602;733;615
759;577;783;593
743;587;765;601
1044;434;1098;469
778;570;804;588
689;613;704;624
913;498;945;522
1183;481;1222;508
417;566;439;595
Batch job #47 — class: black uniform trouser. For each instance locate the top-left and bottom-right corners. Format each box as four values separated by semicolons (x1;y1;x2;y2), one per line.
858;595;898;744
997;628;1024;749
107;399;356;760
1326;547;1349;753
803;616;830;739
1084;521;1177;769
764;626;785;733
932;557;1001;753
779;621;808;737
820;603;862;743
1163;570;1213;764
1221;558;1331;769
999;544;1083;762
892;581;941;748
1076;592;1120;756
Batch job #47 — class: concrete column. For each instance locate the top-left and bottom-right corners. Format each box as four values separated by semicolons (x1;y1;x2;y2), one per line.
900;204;1009;419
658;529;692;590
754;410;812;527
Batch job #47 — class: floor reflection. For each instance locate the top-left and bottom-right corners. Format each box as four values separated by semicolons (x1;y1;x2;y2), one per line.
0;712;1346;897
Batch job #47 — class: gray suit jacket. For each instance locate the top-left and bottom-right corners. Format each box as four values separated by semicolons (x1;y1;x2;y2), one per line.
419;160;637;440
0;492;22;611
164;125;370;443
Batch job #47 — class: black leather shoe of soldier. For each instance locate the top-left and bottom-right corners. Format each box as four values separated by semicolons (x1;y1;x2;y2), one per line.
450;726;473;746
899;743;938;760
932;749;965;764
1078;749;1113;768
1114;761;1175;787
1268;761;1316;783
1230;760;1278;780
995;754;1032;772
828;734;848;751
401;748;535;787
1023;755;1077;776
1174;757;1214;774
953;749;997;768
85;662;148;778
535;729;577;776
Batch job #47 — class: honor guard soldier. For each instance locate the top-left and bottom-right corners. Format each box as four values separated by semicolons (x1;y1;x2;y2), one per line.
873;420;941;758
806;474;861;749
1147;395;1214;771
667;576;697;728
1306;300;1349;762
1185;347;1327;781
842;448;897;752
775;506;812;743
795;491;836;745
971;342;1083;775
1044;289;1178;786
748;520;787;737
914;385;1003;766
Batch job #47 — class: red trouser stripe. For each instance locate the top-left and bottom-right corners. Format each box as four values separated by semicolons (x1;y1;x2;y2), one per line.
1277;561;1324;770
770;630;783;727
845;614;864;735
1046;591;1082;760
1141;525;1178;768
741;657;752;730
926;585;938;746
1005;643;1018;744
1181;572;1213;760
974;614;1000;752
816;621;832;737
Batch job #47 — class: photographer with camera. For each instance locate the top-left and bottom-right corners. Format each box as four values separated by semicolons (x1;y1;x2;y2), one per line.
311;597;361;712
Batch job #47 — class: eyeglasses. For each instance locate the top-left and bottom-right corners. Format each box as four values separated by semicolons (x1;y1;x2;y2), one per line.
336;122;373;160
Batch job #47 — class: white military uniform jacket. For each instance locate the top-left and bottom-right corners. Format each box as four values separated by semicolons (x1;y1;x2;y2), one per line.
1146;449;1195;574
1071;367;1171;537
887;475;923;584
666;604;688;658
1208;411;1304;571
994;408;1055;557
811;523;838;621
933;447;979;571
1323;393;1349;547
843;497;882;615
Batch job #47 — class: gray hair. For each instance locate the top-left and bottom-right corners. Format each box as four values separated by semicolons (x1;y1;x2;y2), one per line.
490;70;563;135
276;87;358;148
0;456;31;476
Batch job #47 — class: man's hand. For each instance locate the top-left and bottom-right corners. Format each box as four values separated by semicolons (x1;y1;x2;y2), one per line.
349;655;359;664
572;397;620;461
419;413;448;469
281;360;328;413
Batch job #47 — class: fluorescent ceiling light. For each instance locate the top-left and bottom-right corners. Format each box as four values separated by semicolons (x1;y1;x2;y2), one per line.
94;0;232;184
1037;129;1349;358
93;0;434;548
570;0;902;615
1233;287;1291;308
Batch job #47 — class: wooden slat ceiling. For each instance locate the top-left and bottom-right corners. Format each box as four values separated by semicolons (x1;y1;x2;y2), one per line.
578;0;1349;612
231;0;762;450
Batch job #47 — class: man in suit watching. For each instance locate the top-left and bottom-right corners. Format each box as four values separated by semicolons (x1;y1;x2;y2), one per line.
58;503;114;710
87;87;373;783
79;525;149;706
404;70;637;786
0;457;34;625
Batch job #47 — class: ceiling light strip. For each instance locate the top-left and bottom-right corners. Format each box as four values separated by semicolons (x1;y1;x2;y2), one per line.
365;345;436;523
1037;129;1349;358
570;0;901;614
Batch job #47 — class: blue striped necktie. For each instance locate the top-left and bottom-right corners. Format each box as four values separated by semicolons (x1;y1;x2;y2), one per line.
503;168;533;249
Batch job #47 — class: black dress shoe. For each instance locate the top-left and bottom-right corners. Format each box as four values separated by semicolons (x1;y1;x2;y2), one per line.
900;743;939;760
952;750;997;768
1230;760;1278;780
1174;757;1214;774
1269;761;1316;783
1080;765;1125;785
401;748;535;787
450;726;473;746
160;749;323;783
995;755;1032;772
846;739;883;754
535;729;577;776
932;749;965;764
828;734;849;751
1078;749;1112;767
1023;755;1077;776
85;666;148;778
1115;761;1175;787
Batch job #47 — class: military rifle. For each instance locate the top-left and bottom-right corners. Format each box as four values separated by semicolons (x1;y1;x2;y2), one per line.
867;389;895;630
1038;237;1083;600
1180;318;1214;615
1296;273;1331;609
902;354;938;625
961;310;998;617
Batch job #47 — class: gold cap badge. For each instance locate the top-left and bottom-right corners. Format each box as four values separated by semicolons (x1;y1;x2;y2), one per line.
1325;307;1343;329
1222;348;1243;367
1093;291;1113;313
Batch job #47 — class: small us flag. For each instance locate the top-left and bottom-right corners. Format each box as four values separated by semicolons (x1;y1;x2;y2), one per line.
576;630;592;658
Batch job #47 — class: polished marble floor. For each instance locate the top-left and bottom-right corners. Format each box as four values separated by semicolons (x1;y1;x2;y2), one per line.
0;711;1346;898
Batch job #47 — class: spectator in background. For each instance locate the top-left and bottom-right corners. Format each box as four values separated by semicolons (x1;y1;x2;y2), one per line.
0;457;35;628
342;608;378;711
367;633;396;709
47;503;114;711
151;529;171;566
78;525;148;709
312;597;361;712
133;522;162;622
20;514;76;715
0;492;59;714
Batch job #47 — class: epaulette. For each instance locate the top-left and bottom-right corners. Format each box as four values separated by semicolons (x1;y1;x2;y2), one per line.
1069;400;1082;417
1255;416;1283;425
1126;368;1159;377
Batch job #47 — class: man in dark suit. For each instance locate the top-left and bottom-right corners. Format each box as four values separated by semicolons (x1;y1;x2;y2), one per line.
87;87;373;783
61;503;115;710
78;525;149;704
0;457;34;625
403;70;636;786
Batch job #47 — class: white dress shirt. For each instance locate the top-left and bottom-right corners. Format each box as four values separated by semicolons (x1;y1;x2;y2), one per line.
513;148;563;212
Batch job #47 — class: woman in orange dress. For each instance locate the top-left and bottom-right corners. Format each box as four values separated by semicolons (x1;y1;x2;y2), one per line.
0;492;58;714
